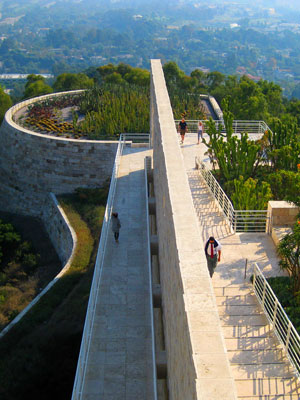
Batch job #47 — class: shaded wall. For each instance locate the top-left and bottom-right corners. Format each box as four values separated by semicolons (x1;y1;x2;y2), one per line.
0;91;118;217
150;59;237;400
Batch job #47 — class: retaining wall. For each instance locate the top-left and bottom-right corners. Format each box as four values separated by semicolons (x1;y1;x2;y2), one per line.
151;59;237;399
42;192;76;264
0;91;118;217
0;191;76;338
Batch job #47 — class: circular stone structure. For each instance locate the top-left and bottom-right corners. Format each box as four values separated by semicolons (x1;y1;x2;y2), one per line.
0;90;118;217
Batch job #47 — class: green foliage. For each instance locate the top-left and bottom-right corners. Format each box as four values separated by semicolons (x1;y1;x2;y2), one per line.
204;106;261;182
230;176;272;210
23;80;53;99
0;86;13;123
97;63;150;87
277;221;300;294
0;221;21;264
78;84;149;138
53;72;94;92
266;170;300;206
267;276;300;334
224;75;268;120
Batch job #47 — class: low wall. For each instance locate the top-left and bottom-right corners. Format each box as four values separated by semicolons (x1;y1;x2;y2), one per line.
268;201;299;227
151;60;237;399
0;91;118;217
42;193;76;264
0;192;76;338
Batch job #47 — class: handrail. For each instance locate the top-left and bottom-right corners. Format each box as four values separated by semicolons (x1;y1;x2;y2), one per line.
195;157;269;233
175;119;269;137
252;263;300;379
144;157;158;400
71;134;125;400
195;156;235;231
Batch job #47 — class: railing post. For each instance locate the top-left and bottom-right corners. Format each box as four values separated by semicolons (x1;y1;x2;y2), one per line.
244;258;248;280
286;322;292;351
272;299;279;328
262;276;267;306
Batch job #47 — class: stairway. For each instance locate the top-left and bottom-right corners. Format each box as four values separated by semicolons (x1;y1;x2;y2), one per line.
214;284;300;399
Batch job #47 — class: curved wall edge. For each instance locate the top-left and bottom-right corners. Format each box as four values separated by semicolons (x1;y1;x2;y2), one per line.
0;192;77;339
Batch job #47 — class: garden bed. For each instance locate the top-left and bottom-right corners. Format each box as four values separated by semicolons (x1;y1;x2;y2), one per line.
13;94;88;140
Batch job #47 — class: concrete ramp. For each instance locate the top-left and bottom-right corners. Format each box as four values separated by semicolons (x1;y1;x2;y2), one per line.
80;146;154;400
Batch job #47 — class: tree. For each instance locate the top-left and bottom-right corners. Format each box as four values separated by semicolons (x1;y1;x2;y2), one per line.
226;75;268;120
23;80;53;99
206;71;225;91
277;221;300;294
163;61;186;88
266;170;300;206
231;176;272;210
0;87;12;123
203;105;261;182
53;73;94;92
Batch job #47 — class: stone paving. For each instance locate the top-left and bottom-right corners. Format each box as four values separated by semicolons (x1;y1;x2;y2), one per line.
80;146;154;400
179;130;285;281
179;130;300;399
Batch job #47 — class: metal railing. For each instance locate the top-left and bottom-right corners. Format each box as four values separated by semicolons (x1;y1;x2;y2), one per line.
120;133;150;146
71;134;125;400
195;157;269;233
253;263;300;379
72;132;151;399
175;119;270;139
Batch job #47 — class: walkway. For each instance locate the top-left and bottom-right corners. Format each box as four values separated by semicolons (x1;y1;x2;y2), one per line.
180;130;300;399
80;146;154;400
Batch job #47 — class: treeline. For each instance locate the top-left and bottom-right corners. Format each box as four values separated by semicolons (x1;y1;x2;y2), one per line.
3;61;300;139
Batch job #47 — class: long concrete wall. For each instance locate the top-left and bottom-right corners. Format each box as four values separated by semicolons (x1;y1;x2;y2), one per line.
42;192;76;264
0;91;118;217
150;59;237;399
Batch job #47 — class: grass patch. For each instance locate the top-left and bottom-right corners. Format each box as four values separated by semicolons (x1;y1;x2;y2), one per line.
0;186;108;400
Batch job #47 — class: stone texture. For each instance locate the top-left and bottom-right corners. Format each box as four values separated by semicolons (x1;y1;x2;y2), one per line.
150;59;237;400
0;91;118;217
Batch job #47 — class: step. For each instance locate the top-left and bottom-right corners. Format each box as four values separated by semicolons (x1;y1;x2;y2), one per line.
225;336;279;351
214;286;253;296
222;325;272;338
218;304;262;316
216;293;258;306
220;313;269;326
235;377;300;397
231;362;295;379
238;395;300;400
228;349;286;364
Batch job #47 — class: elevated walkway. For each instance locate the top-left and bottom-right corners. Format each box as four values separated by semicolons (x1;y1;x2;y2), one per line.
181;130;300;399
77;145;154;400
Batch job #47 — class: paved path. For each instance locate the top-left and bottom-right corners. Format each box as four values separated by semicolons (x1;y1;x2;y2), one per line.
180;130;300;399
81;146;154;400
180;130;283;280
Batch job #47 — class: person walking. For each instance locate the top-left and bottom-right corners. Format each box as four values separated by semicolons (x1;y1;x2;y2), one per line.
178;117;188;144
197;121;204;144
111;212;121;243
204;236;222;277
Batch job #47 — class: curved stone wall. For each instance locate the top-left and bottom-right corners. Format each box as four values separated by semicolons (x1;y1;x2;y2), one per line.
0;91;118;217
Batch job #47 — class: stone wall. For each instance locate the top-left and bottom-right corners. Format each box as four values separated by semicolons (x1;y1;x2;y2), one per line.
268;200;299;227
0;91;118;217
0;191;76;339
150;59;237;399
42;192;76;264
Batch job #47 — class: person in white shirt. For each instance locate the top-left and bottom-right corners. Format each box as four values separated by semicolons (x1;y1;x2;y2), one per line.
204;236;222;277
197;121;204;144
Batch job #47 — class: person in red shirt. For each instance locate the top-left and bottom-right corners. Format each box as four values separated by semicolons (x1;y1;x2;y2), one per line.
204;236;222;277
